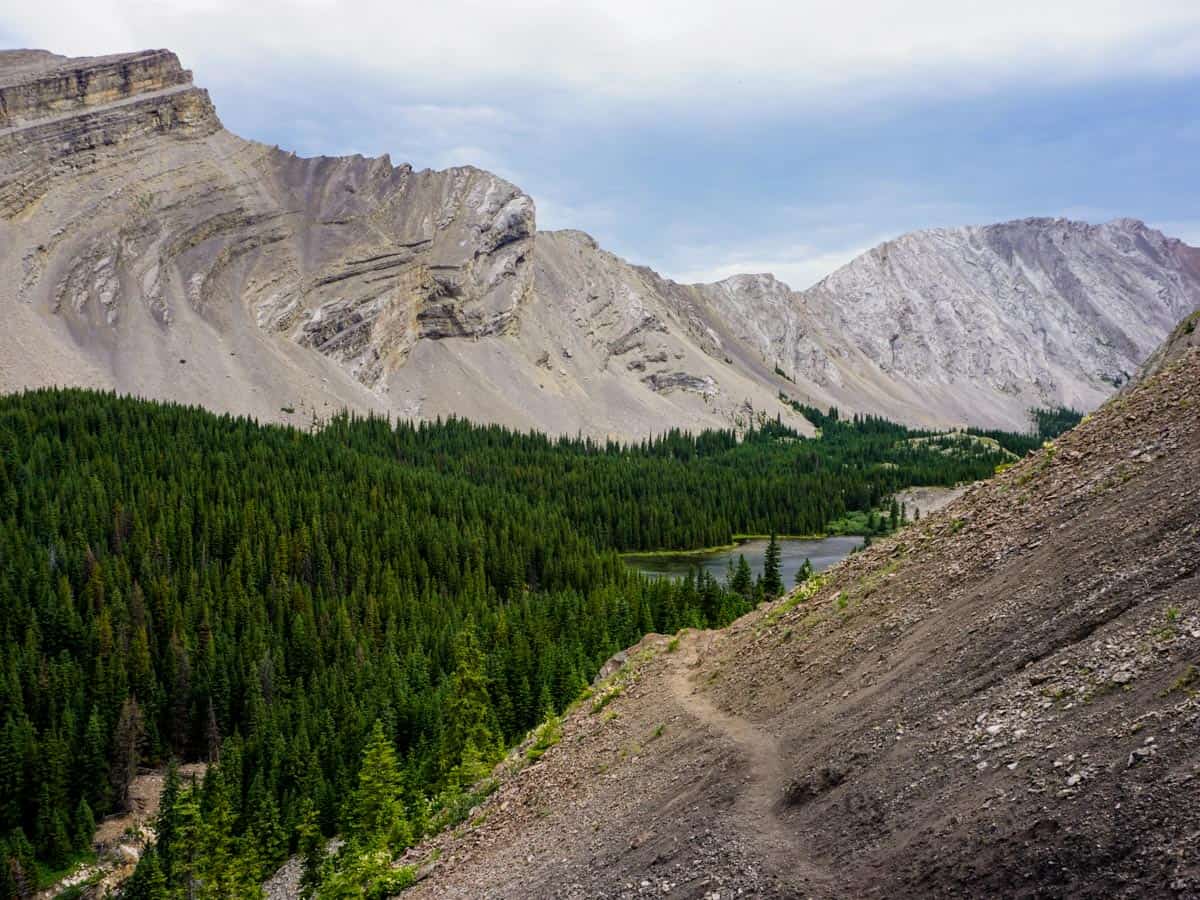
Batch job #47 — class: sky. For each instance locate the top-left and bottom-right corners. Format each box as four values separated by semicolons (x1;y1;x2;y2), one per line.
4;1;1200;289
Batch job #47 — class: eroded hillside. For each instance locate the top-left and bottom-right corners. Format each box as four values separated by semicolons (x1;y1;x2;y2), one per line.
0;49;800;437
403;344;1200;899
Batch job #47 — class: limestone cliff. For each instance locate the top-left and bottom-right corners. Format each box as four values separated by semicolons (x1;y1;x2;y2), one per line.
698;219;1200;429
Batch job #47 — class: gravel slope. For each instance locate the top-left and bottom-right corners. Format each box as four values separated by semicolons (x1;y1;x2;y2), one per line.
403;345;1200;899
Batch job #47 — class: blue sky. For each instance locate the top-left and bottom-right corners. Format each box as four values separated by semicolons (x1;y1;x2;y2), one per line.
5;1;1200;288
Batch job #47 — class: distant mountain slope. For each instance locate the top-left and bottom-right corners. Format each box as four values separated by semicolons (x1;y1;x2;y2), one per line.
701;219;1200;429
2;48;1198;437
402;329;1200;899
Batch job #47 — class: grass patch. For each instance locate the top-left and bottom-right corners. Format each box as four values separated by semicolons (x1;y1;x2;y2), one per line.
35;852;96;892
591;685;623;713
430;778;498;835
525;714;563;762
760;572;831;630
1162;665;1198;698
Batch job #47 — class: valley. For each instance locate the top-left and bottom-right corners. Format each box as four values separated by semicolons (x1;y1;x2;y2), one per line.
402;336;1200;899
0;33;1198;900
0;386;1037;898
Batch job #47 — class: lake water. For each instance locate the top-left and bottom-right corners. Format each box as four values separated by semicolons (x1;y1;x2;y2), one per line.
624;536;863;585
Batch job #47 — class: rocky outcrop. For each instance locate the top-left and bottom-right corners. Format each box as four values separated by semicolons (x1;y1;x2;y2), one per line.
0;48;791;438
0;47;535;425
1127;310;1200;387
0;50;220;216
698;219;1200;429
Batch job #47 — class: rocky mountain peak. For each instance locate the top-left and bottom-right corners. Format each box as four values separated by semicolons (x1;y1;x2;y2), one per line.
781;217;1200;426
0;48;538;414
1;48;1198;438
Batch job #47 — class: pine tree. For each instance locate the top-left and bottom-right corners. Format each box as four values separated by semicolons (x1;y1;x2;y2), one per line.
71;796;95;852
110;697;144;812
123;848;168;900
794;557;814;586
442;631;500;789
153;762;182;886
731;554;753;599
762;533;784;599
297;797;325;895
349;721;408;849
82;707;110;813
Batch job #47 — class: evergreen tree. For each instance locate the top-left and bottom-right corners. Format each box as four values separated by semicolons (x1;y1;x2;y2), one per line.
349;722;408;848
794;557;814;586
110;698;144;813
762;534;784;599
123;849;168;900
730;554;753;599
443;632;501;789
153;762;182;886
71;797;95;852
297;797;325;895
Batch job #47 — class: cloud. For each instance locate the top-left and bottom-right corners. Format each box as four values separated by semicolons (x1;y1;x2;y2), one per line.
8;1;1200;113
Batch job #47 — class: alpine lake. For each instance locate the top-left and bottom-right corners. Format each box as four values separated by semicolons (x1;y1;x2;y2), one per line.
623;535;864;584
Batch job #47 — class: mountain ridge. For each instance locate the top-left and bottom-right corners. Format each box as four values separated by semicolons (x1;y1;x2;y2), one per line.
2;47;1199;437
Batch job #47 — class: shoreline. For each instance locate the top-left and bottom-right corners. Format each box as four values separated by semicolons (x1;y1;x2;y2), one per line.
620;532;865;560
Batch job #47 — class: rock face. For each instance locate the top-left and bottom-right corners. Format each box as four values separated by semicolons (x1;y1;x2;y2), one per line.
2;47;1199;437
699;220;1200;429
0;49;796;437
0;48;538;425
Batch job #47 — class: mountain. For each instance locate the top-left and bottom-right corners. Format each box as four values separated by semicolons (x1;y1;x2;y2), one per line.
3;49;1199;437
401;329;1200;898
701;219;1200;429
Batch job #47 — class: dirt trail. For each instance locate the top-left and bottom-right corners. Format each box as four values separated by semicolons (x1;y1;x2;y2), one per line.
667;630;828;895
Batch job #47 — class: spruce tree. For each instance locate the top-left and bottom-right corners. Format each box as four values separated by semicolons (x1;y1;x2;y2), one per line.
110;698;144;812
349;722;407;848
71;796;95;852
123;849;168;900
794;557;814;586
731;554;753;599
297;797;325;894
762;533;784;599
443;631;500;788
